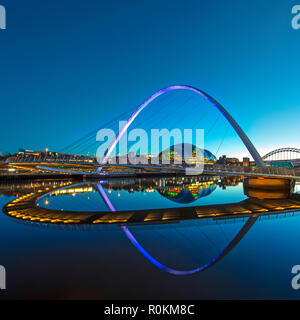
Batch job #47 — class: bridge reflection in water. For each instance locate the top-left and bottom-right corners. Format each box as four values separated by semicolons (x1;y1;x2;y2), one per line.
3;177;300;275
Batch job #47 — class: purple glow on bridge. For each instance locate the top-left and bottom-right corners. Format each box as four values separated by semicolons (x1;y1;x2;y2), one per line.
100;85;215;165
96;183;116;212
97;84;265;172
121;225;225;275
96;181;227;276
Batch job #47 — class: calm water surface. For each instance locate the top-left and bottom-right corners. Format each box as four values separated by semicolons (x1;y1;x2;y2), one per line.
0;176;300;299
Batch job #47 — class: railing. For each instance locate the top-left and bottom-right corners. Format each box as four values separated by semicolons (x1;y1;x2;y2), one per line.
204;164;297;177
6;157;300;178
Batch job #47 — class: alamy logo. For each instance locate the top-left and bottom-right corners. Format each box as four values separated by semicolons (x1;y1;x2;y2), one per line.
291;265;300;290
0;5;6;30
0;265;5;290
292;5;300;30
95;122;205;175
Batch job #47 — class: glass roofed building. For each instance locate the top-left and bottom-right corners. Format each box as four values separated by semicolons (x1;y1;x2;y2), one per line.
158;183;217;204
158;143;216;166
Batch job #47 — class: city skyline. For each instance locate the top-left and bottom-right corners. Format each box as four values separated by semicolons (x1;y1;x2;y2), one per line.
1;0;300;302
0;0;299;159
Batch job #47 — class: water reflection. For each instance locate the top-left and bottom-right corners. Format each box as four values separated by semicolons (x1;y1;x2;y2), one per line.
3;176;300;227
121;216;258;275
157;184;216;204
1;176;300;279
36;176;243;212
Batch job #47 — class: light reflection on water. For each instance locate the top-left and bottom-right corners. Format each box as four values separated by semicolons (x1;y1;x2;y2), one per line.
36;176;246;212
0;177;300;299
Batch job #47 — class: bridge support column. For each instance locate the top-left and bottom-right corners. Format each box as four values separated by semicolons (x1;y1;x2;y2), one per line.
243;177;295;199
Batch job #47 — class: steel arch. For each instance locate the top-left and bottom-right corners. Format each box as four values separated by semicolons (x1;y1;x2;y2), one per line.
98;85;265;170
262;148;300;160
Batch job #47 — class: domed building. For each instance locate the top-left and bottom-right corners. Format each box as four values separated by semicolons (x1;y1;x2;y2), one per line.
158;143;216;166
158;183;217;204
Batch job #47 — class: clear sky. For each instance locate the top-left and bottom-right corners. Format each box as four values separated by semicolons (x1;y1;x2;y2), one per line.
0;0;299;159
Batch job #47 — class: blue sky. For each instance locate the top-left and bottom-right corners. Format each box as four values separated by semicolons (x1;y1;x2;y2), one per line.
0;0;299;159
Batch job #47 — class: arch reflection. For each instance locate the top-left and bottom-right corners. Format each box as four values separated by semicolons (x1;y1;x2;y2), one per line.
3;178;300;276
96;184;259;276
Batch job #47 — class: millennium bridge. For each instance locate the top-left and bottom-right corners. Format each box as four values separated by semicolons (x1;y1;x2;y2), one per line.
0;85;300;194
3;85;300;185
2;85;300;277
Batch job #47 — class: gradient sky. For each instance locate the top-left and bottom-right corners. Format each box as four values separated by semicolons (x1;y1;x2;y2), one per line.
0;0;299;159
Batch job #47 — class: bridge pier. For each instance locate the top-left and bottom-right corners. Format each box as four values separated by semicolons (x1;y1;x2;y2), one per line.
243;177;295;199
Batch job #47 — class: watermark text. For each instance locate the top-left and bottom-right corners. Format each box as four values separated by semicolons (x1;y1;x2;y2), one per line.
292;5;300;30
291;265;300;290
96;122;205;175
0;265;6;290
0;5;6;30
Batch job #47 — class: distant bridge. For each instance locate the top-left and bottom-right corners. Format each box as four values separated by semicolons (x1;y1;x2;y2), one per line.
262;148;300;161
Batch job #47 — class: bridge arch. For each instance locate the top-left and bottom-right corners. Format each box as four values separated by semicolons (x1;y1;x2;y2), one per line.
96;183;258;275
262;148;300;160
121;218;257;275
99;85;265;169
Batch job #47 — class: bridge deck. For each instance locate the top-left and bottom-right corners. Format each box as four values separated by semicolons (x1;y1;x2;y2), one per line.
7;160;300;180
3;186;300;225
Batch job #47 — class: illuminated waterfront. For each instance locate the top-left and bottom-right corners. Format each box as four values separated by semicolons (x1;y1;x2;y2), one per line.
1;176;300;299
1;0;300;303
